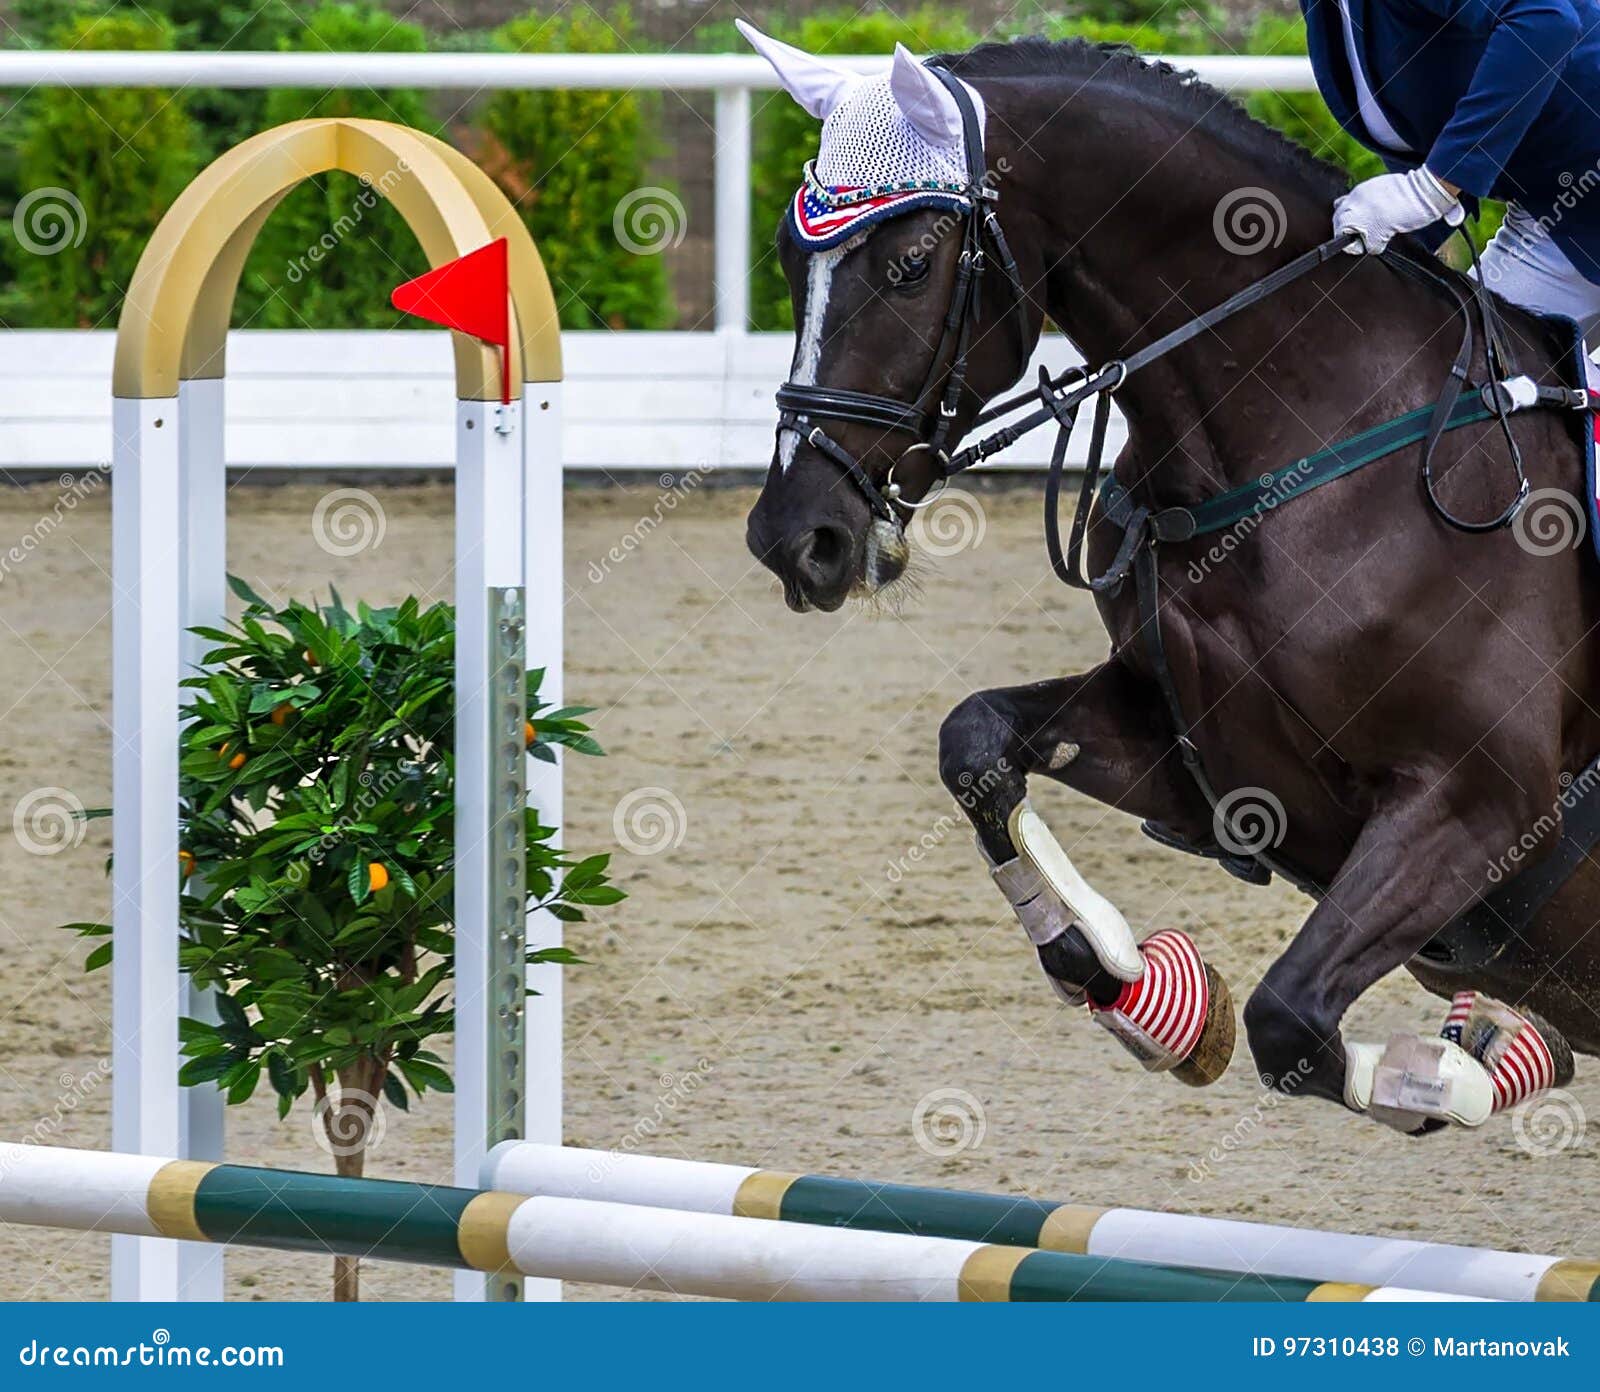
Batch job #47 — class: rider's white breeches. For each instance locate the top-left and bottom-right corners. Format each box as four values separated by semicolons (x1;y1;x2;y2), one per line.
1476;203;1600;390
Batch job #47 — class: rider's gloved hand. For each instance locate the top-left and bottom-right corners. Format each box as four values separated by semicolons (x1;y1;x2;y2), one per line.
1332;168;1463;254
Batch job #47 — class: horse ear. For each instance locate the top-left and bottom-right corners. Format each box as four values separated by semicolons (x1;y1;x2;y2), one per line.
737;20;863;120
888;43;966;150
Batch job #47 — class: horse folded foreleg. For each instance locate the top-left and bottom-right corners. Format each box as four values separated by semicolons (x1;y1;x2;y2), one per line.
1345;991;1574;1134
990;801;1144;991
990;803;1236;1083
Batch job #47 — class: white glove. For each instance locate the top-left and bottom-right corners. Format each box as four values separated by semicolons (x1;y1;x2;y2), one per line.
1332;168;1463;254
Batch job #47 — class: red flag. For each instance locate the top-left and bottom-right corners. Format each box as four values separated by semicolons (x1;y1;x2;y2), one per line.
391;238;512;404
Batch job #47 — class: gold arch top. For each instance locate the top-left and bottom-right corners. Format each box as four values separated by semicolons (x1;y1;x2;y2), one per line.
113;117;561;401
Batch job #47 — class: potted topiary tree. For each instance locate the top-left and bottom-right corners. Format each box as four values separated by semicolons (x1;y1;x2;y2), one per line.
65;581;620;1300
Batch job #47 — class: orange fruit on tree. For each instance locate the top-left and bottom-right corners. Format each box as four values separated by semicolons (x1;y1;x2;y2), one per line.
219;743;247;770
178;849;195;879
270;702;294;726
524;721;536;747
367;862;389;893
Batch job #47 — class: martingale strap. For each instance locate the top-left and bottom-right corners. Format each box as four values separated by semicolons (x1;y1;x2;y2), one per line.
1144;395;1495;543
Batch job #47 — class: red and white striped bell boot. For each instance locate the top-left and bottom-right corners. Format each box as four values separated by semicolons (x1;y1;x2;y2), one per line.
1440;991;1570;1114
1089;929;1235;1087
1355;991;1574;1133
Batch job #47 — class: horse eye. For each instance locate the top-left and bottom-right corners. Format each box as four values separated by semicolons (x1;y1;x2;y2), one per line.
894;253;930;289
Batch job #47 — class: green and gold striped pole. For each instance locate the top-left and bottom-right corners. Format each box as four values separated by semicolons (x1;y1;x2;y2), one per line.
0;1144;1483;1302
484;1142;1599;1302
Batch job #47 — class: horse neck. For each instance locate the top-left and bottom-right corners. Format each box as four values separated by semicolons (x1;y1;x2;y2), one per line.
994;84;1357;505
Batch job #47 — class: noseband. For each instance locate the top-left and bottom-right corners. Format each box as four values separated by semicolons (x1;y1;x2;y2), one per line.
774;61;1034;523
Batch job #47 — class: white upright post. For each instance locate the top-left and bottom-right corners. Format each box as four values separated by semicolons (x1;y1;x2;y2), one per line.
521;381;564;1303
175;377;226;1301
714;85;752;335
453;395;528;1301
109;397;184;1302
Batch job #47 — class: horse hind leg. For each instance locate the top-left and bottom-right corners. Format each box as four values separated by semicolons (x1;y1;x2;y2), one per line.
939;662;1235;1085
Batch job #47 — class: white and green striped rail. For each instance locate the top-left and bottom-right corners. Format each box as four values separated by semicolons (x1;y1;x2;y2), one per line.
0;1144;1483;1302
483;1142;1600;1303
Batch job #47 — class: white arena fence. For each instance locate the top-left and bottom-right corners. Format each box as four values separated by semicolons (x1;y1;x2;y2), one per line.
0;51;1313;475
0;330;1123;476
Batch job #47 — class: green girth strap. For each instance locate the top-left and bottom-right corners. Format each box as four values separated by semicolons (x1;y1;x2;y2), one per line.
1140;394;1494;543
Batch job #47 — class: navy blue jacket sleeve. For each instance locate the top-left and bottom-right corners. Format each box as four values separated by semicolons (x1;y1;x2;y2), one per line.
1418;0;1582;196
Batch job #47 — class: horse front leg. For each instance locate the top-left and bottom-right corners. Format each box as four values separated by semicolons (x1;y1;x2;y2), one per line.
1247;767;1574;1131
937;656;1235;1085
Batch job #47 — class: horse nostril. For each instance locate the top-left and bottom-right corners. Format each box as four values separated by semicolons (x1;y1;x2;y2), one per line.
790;524;850;586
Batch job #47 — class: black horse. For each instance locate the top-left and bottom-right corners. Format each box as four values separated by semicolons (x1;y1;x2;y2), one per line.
743;31;1599;1133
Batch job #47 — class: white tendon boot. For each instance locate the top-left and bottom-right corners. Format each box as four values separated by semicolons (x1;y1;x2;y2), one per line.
1345;991;1574;1134
988;802;1235;1085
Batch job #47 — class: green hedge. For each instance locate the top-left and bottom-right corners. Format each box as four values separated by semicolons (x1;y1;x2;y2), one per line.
3;1;1445;331
480;6;673;331
1;13;202;329
234;3;435;331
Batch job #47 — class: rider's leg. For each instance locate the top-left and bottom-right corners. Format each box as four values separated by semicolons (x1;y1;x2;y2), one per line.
1476;203;1600;389
939;658;1236;1084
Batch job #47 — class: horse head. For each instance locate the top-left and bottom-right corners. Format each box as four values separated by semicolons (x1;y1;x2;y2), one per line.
739;24;1045;611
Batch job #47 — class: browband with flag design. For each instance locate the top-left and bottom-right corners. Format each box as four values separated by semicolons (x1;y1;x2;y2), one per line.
789;160;971;250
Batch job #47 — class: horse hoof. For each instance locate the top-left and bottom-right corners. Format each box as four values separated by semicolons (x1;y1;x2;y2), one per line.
1172;964;1236;1087
1091;930;1235;1086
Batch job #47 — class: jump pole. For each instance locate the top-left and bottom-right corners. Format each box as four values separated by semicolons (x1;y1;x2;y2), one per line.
0;1145;1479;1302
483;1143;1600;1303
110;118;564;1303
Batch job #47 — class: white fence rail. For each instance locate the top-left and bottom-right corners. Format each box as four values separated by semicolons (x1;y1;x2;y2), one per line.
0;330;1121;473
0;51;1312;471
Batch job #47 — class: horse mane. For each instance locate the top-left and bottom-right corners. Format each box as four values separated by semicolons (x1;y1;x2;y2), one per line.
941;37;1349;203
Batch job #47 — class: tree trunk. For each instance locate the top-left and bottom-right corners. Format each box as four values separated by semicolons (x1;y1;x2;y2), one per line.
323;1059;386;1302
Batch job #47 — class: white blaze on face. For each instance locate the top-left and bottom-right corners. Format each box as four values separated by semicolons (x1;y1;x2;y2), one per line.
781;243;849;473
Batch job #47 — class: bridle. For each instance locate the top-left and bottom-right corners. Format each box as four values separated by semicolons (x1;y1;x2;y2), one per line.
773;60;1035;524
